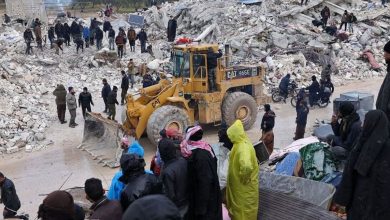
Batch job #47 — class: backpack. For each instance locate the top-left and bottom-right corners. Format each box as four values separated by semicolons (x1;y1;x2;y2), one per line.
128;30;136;41
115;35;124;45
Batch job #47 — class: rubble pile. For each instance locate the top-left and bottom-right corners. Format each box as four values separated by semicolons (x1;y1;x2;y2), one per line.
142;0;389;85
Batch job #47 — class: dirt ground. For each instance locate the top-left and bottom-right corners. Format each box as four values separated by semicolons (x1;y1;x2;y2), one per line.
0;77;383;218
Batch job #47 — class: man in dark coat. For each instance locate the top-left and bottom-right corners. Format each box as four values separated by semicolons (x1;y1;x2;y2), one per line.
48;26;55;48
306;75;320;107
115;33;125;58
107;86;119;121
85;178;122;220
120;71;129;105
207;48;223;92
78;87;94;119
89;18;98;46
108;27;115;50
128;27;137;52
101;78;111;113
23;28;34;55
261;104;276;154
167;16;178;42
95;26;103;50
137;29;148;53
182;126;222;220
103;21;112;34
329;102;361;160
63;23;71;46
123;195;181;220
70;21;81;40
376;40;390;123
159;139;189;218
119;154;161;210
0;172;21;219
75;35;84;54
294;100;309;140
279;73;291;100
335;110;390;220
66;87;78;128
54;21;64;38
53;84;67;124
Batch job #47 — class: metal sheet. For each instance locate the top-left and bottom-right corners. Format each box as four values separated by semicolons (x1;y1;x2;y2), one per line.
128;14;145;28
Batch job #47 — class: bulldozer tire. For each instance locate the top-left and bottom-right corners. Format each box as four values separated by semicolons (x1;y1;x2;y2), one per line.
147;105;190;145
222;92;258;130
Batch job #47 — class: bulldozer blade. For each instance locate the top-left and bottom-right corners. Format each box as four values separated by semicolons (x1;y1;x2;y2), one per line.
78;112;124;168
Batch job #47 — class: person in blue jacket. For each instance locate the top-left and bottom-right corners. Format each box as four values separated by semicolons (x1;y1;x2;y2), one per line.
107;138;152;200
83;26;90;48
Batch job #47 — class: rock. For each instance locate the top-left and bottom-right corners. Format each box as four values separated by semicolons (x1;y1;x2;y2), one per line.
271;32;289;49
35;133;45;141
6;146;20;154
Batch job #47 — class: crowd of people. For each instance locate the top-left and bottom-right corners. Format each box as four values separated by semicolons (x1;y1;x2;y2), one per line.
1;119;261;220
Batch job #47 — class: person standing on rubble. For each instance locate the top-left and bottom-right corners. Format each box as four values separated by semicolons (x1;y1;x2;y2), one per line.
53;84;67;124
83;26;90;48
294;100;309;140
119;28;128;55
377;41;390;123
95;26;103;50
23;28;34;55
0;172;25;219
63;23;71;46
347;13;357;33
90;18;98;46
78;87;94;119
115;33;125;58
75;35;84;54
137;29;148;53
54;20;63;39
4;14;11;24
103;20;112;36
320;6;330;28
70;21;80;41
261;104;276;154
48;26;55;48
108;26;115;50
226;120;259;220
128;59;136;89
339;10;349;31
128;27;137;52
66;87;78;128
54;38;64;55
167;16;178;42
107;86;119;121
207;48;223;92
101;79;111;113
334;110;390;220
33;22;43;51
121;71;129;105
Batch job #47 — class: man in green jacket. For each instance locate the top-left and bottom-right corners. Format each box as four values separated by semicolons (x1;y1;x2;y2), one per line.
66;87;78;128
52;84;67;124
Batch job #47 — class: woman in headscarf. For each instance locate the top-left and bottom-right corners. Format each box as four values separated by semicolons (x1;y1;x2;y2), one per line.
226;120;259;220
181;125;222;220
334;110;390;220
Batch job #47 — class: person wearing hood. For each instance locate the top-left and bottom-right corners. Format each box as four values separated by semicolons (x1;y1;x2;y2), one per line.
181;125;222;220
159;138;189;218
261;104;276;154
37;190;84;220
78;87;94;119
34;22;43;50
63;23;71;46
278;73;291;100
294;100;309;140
103;20;112;34
226;120;259;220
48;26;55;48
167;16;178;42
377;40;390;123
101;78;111;113
306;75;320;107
119;154;161;210
107;138;153;201
137;29;148;53
329;102;362;160
70;21;81;40
23;28;34;55
121;70;129;105
54;21;64;38
66;87;78;128
334;110;390;220
107;86;119;120
53;84;67;124
123;195;181;220
127;27;137;52
84;178;122;220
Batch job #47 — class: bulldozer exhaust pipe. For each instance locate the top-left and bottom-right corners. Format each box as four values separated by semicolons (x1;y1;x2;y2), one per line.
225;44;230;67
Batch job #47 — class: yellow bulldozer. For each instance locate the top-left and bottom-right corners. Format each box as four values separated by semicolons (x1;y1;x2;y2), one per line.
78;43;269;167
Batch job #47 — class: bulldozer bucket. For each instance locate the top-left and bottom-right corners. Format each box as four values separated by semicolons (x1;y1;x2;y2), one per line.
77;112;124;168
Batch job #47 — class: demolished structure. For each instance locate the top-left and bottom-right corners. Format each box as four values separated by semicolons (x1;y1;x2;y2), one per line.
0;0;389;155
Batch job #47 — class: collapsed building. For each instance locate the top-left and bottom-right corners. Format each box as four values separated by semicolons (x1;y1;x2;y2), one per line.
0;0;389;154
